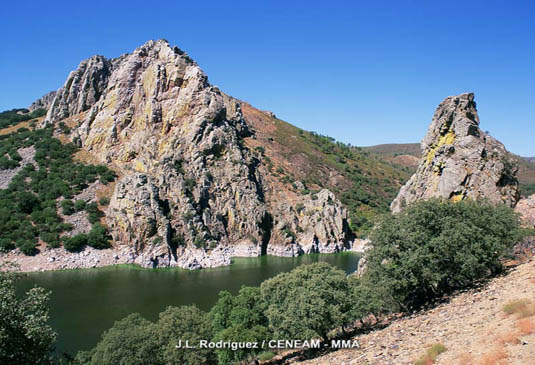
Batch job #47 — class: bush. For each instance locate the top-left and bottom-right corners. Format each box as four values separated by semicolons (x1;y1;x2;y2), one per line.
61;199;75;215
77;307;216;365
363;199;523;310
74;199;87;211
210;287;271;364
63;234;88;252
98;197;110;206
40;232;61;248
260;262;352;342
87;224;111;249
17;240;37;255
85;202;103;224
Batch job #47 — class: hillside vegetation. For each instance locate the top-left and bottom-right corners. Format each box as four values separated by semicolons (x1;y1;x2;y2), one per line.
242;104;412;235
0;113;116;255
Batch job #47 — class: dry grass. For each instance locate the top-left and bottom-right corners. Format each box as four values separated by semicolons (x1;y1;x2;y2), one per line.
497;329;521;345
0;120;32;135
502;298;535;318
517;317;535;335
413;343;447;365
478;345;508;365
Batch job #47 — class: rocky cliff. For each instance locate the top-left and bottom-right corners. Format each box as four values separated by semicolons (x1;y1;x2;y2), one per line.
29;91;57;112
43;40;352;268
391;93;520;212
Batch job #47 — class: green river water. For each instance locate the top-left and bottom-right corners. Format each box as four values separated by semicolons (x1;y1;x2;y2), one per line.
15;252;359;356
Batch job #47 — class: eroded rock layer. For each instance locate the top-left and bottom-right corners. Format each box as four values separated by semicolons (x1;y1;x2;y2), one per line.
44;40;351;268
391;93;519;212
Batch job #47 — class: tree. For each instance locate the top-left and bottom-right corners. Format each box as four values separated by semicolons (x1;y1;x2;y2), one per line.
260;262;352;342
156;305;216;365
76;313;160;365
210;287;271;363
364;198;524;310
0;269;57;364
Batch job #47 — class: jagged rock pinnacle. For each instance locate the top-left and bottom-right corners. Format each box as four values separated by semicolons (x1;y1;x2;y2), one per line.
391;93;519;212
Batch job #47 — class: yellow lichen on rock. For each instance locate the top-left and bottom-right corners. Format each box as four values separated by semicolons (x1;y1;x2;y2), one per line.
450;191;465;202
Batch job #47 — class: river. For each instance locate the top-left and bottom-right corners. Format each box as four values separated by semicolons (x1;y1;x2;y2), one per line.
15;252;359;356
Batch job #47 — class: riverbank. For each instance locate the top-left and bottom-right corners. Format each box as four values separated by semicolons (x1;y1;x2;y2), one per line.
14;252;360;355
1;239;368;273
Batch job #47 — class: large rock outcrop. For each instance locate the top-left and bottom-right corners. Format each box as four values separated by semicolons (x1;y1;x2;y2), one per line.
391;93;519;212
45;40;352;268
46;55;113;122
29;91;57;111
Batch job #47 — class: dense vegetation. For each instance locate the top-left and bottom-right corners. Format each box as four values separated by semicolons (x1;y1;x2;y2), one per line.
0;123;115;254
0;267;57;365
71;199;524;365
0;108;46;129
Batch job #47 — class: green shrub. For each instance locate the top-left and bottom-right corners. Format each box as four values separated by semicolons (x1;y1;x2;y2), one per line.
63;234;88;252
0;238;14;252
210;287;271;364
61;199;75;215
260;263;352;342
87;224;111;249
74;199;86;211
17;240;37;255
363;199;523;310
98;197;110;206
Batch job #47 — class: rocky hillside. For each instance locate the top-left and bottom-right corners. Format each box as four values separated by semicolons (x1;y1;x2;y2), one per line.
27;39;409;269
391;93;520;212
295;257;535;365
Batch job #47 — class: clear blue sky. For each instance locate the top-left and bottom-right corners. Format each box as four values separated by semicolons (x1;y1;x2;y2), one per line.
1;1;534;155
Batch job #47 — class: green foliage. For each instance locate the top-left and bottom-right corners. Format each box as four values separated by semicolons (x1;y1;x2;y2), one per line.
520;183;535;197
98;197;110;206
76;306;216;365
0;126;115;254
363;199;524;309
61;199;75;215
210;287;271;364
74;200;86;211
63;234;87;252
260;263;352;342
156;306;216;365
76;313;160;365
87;224;111;249
0;270;57;364
0;108;46;130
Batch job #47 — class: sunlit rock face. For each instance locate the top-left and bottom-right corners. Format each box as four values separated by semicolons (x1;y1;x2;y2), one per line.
45;40;352;268
391;93;519;213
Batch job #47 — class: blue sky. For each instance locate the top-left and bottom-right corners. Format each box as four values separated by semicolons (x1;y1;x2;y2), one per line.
1;1;534;155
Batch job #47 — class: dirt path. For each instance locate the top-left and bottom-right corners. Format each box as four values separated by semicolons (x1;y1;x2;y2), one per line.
296;259;535;365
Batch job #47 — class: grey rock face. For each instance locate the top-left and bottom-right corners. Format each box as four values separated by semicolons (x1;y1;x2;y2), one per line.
45;40;352;268
29;91;57;111
45;55;112;123
391;93;519;212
